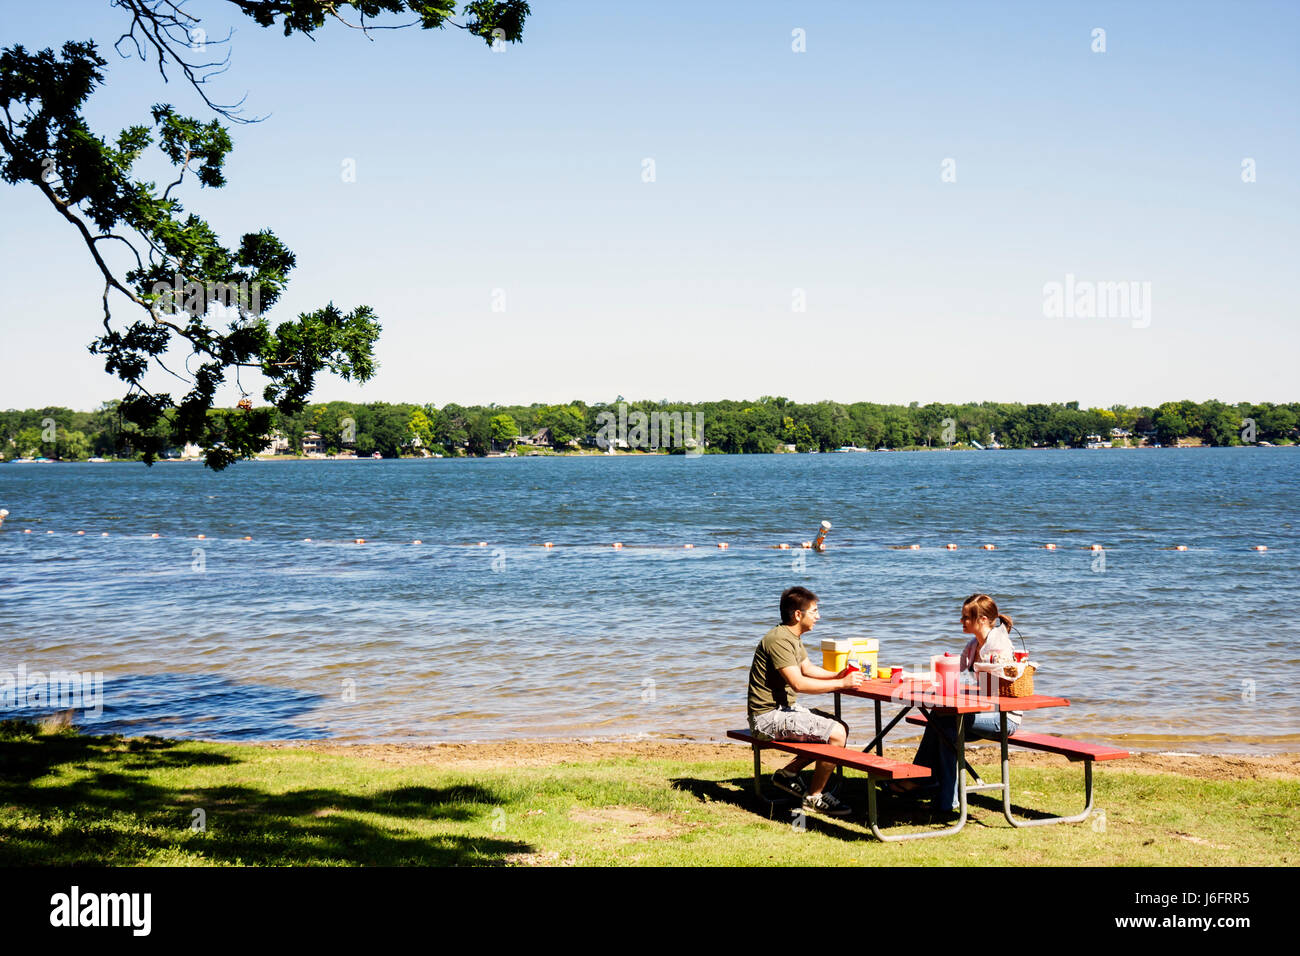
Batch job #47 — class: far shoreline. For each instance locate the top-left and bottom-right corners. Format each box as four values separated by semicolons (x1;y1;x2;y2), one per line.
3;442;1295;465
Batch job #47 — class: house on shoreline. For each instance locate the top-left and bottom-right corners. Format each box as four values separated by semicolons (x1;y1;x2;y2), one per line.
260;430;291;457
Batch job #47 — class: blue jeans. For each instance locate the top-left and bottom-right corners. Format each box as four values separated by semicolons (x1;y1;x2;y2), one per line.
912;710;1020;810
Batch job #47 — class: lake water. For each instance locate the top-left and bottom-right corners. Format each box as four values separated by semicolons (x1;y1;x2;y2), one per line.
1;449;1297;753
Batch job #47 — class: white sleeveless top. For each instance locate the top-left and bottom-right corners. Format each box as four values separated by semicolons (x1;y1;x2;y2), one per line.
960;622;1022;723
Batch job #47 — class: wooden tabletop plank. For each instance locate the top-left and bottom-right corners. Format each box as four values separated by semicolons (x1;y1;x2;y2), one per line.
841;678;1069;712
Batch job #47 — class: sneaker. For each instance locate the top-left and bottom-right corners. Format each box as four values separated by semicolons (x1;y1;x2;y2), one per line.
802;791;852;818
772;769;808;798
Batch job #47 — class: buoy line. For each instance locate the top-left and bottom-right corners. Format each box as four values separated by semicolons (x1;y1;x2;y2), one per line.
0;512;1278;552
0;529;1279;553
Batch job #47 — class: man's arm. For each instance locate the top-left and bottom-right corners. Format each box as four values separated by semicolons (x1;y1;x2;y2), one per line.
780;661;861;695
800;658;843;680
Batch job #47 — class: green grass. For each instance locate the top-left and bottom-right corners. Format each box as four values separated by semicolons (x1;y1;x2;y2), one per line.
1;721;1294;866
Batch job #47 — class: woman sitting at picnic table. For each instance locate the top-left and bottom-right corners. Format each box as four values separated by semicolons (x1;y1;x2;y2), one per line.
894;593;1023;810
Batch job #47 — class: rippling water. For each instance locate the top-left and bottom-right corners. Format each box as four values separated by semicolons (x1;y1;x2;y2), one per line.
1;449;1297;753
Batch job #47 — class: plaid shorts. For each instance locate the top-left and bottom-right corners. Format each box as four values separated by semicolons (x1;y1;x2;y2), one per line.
749;705;841;744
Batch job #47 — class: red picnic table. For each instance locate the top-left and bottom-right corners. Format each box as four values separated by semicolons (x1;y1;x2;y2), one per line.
833;677;1125;841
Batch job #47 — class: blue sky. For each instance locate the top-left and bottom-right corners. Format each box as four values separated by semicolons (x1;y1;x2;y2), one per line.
1;0;1296;410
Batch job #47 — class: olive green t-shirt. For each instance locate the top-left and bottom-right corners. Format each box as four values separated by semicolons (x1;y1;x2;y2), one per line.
747;624;809;718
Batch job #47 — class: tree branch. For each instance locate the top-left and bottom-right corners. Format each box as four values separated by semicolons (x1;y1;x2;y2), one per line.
112;0;258;122
92;232;146;272
36;175;153;316
161;145;193;200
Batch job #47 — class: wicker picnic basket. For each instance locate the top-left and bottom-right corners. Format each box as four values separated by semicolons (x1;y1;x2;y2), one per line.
999;626;1035;697
999;663;1035;698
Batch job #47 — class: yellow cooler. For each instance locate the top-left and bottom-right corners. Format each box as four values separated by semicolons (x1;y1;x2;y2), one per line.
821;639;852;672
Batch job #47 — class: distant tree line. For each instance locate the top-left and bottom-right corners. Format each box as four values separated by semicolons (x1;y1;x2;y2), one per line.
2;398;1296;461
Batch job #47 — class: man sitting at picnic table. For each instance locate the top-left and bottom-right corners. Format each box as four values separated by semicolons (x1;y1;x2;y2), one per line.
746;586;864;817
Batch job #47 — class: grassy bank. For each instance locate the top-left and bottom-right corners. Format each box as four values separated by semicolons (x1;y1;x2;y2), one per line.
1;722;1294;866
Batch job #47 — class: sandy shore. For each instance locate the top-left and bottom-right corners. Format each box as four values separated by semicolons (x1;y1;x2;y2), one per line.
258;739;1300;781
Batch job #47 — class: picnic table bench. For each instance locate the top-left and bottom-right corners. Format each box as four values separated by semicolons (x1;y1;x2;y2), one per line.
727;728;931;841
904;711;1129;826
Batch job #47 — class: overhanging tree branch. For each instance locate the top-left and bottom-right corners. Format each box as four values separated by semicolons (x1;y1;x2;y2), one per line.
1;2;527;468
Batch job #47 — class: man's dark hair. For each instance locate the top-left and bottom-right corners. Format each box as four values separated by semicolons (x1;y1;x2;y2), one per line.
780;586;818;625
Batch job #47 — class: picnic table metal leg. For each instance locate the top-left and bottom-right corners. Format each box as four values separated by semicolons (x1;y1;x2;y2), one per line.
750;743;787;819
954;717;968;820
998;714;1095;827
833;692;844;788
861;706;910;754
865;718;968;842
918;704;987;787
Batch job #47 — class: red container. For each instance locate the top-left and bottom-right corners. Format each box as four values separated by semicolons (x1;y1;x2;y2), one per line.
935;654;960;697
1014;651;1028;662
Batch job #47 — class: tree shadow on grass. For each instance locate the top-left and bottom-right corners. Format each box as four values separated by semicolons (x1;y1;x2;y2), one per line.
0;722;531;866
